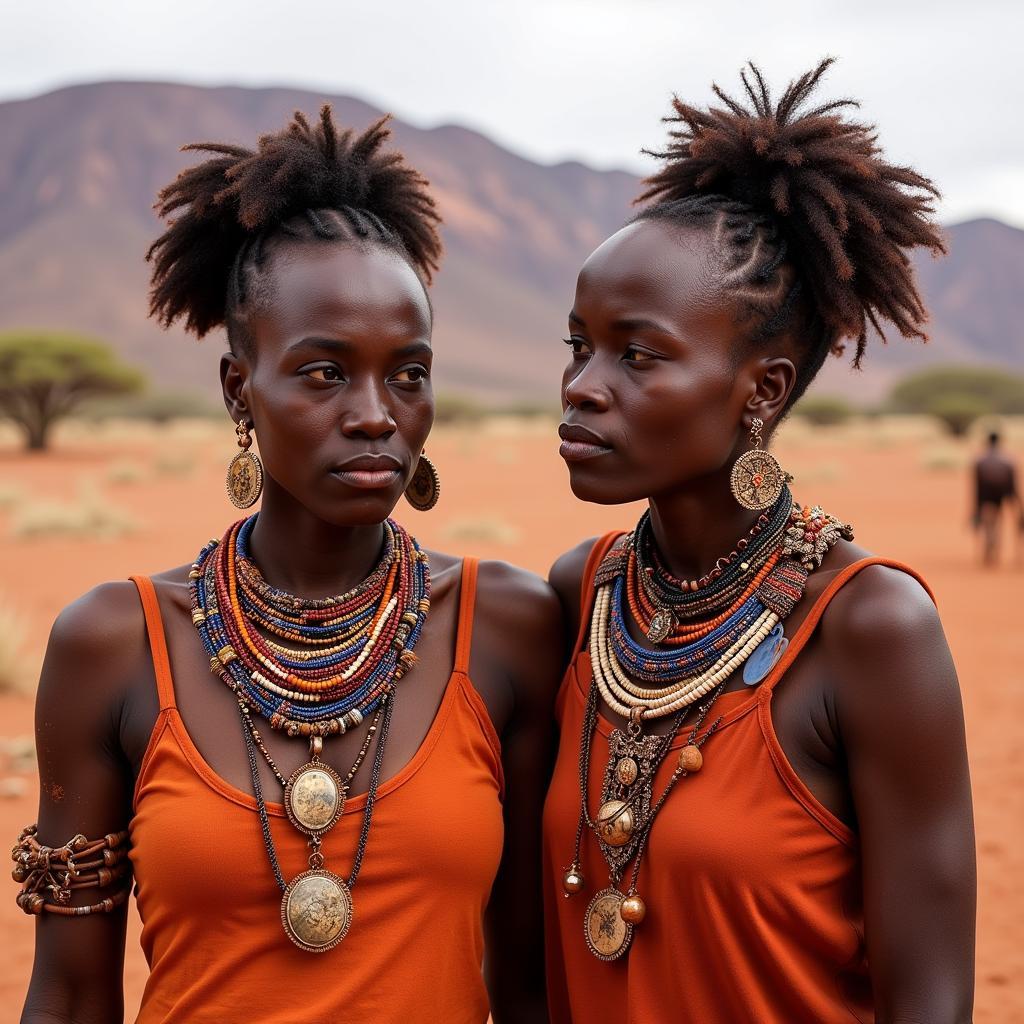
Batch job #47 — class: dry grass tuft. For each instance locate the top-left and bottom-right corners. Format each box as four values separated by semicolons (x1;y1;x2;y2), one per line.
106;460;148;484
0;603;34;695
442;517;520;545
11;483;136;540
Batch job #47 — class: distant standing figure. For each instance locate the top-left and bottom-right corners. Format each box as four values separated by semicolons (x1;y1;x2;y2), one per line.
973;431;1020;565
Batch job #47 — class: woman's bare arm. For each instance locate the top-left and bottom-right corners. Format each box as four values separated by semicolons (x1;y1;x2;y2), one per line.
21;582;150;1024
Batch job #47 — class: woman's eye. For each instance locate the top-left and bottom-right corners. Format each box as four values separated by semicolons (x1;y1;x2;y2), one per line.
563;337;589;356
623;345;655;363
391;365;429;384
305;365;344;382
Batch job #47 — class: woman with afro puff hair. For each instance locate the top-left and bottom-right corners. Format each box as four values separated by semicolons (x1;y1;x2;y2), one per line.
19;107;561;1024
544;61;975;1023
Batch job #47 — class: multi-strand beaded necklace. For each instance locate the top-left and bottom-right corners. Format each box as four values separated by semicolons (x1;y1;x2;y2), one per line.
564;489;854;961
189;514;430;952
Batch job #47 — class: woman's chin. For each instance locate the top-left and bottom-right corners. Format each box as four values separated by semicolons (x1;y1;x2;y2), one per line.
567;469;638;507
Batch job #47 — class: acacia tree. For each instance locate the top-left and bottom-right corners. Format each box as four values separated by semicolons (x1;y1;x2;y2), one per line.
0;331;145;450
889;365;1024;436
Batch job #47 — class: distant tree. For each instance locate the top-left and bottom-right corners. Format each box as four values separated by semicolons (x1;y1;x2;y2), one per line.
888;366;1024;437
793;394;856;427
0;331;145;450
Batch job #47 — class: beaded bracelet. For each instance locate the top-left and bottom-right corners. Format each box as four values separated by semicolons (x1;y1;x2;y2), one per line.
11;824;132;916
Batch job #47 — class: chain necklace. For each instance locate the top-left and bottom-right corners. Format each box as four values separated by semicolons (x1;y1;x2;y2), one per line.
564;498;853;961
189;514;430;952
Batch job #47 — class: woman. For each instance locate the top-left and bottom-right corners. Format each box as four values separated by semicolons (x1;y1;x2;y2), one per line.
17;107;561;1023
543;61;975;1022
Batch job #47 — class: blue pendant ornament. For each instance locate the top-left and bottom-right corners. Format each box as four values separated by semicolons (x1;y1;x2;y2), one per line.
743;623;789;686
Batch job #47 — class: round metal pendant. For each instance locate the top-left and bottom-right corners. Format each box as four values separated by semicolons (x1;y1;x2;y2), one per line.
281;869;352;952
284;762;344;836
646;607;677;644
404;454;440;511
730;449;785;511
226;450;263;509
585;887;633;961
596;800;635;848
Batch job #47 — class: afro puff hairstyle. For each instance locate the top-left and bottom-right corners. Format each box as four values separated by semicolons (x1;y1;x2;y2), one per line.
634;59;945;405
147;106;442;347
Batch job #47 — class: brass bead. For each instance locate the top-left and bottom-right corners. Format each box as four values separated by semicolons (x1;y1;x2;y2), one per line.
216;644;237;665
209;657;221;674
188;568;201;580
615;757;639;786
620;893;646;924
191;610;206;625
562;866;584;896
678;744;703;773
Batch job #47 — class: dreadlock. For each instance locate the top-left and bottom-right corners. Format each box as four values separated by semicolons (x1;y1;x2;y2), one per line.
635;58;945;406
147;106;443;351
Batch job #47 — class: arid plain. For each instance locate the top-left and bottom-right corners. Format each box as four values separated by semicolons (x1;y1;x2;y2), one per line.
0;415;1021;1022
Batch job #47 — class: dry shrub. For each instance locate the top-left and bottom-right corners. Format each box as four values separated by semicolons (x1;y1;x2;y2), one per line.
153;448;197;476
0;602;33;695
443;517;520;545
0;482;24;509
921;446;968;472
106;459;147;484
11;483;136;540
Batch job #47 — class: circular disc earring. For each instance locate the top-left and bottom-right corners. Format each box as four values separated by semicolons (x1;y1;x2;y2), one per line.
404;450;440;511
730;417;785;511
226;419;264;509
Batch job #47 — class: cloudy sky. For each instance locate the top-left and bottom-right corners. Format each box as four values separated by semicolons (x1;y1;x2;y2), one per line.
4;0;1022;226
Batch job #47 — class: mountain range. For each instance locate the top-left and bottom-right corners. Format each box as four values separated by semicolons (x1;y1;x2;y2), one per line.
0;81;1021;405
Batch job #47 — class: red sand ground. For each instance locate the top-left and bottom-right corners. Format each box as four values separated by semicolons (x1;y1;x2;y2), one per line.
0;418;1020;1021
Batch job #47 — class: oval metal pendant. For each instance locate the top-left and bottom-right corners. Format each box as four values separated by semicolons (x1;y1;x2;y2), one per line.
730;449;785;511
646;607;677;644
226;450;263;509
743;624;789;685
284;762;344;836
585;887;633;961
281;869;352;952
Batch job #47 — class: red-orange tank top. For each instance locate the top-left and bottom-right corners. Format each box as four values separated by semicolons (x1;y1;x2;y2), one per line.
128;559;503;1024
543;533;932;1024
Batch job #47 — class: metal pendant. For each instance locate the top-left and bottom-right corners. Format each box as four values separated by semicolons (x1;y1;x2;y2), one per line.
730;448;785;511
742;623;789;686
284;759;345;837
646;607;677;644
280;869;353;952
226;450;263;509
597;728;660;876
585;887;634;961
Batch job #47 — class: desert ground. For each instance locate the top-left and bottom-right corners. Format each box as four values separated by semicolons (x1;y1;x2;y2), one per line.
0;414;1021;1022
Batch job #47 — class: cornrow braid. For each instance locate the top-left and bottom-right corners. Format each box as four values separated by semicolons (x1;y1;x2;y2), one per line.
634;59;946;406
147;106;442;346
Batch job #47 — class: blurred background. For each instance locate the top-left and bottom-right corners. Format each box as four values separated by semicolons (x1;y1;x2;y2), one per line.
1;1;1022;1019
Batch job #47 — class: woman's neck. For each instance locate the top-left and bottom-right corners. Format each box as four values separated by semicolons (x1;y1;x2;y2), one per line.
243;485;388;599
647;476;762;584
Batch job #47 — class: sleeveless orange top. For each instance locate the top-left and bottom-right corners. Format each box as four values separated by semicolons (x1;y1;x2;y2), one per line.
543;534;932;1023
128;560;503;1024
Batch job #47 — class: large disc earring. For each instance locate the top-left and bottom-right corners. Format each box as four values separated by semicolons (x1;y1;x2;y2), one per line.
404;451;440;511
730;417;785;511
226;419;264;509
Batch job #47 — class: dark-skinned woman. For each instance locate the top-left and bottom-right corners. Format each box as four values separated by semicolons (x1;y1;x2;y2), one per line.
17;107;561;1024
543;61;975;1023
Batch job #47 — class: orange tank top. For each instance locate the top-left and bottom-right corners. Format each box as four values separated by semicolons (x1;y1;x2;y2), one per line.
543;534;932;1024
128;559;503;1024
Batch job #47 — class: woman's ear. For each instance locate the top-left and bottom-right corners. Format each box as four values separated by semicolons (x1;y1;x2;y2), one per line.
220;350;251;424
743;356;796;434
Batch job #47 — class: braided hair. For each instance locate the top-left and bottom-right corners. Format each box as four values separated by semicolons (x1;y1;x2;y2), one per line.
147;106;442;351
635;59;945;406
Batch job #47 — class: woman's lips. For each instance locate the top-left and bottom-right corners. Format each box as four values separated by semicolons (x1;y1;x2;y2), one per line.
559;440;613;462
558;423;613;462
331;468;402;489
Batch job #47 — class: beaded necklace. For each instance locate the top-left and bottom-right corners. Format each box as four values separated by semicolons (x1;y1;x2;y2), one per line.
564;497;853;961
189;514;431;952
